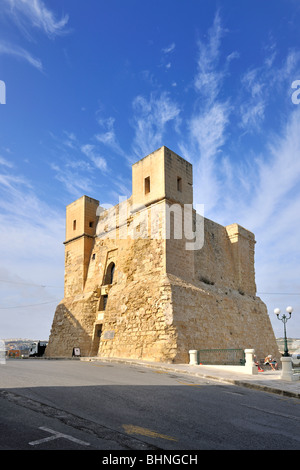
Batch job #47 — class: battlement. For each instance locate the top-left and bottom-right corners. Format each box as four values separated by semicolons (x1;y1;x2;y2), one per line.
65;195;99;244
132;146;193;208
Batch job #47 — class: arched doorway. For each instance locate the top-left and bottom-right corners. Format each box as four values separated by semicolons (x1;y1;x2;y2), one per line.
104;262;115;285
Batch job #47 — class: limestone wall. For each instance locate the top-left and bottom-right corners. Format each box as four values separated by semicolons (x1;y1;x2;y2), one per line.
195;219;256;295
168;274;279;363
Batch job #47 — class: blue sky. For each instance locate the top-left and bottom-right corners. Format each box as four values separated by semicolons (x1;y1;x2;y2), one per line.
0;0;300;342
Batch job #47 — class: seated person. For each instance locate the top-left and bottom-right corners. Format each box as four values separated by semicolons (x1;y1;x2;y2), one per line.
254;354;264;371
264;355;278;370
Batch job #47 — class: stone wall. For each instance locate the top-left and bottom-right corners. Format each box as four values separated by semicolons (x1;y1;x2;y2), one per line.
169;274;278;363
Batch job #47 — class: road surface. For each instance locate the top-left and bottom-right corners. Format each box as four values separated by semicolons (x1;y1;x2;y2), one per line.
0;359;299;450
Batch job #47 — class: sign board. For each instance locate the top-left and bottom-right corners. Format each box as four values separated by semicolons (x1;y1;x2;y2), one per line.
8;349;20;358
72;347;81;357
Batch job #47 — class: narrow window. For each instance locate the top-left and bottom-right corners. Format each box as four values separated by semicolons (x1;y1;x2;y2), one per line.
144;176;150;194
89;221;94;228
97;324;103;338
99;295;108;311
110;263;115;284
104;262;115;285
103;295;108;310
92;253;96;260
177;177;182;192
73;220;76;230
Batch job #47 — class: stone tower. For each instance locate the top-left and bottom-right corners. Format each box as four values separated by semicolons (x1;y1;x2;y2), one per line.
64;195;99;297
46;146;279;363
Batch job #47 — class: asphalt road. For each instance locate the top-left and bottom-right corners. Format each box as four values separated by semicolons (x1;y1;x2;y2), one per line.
0;359;299;451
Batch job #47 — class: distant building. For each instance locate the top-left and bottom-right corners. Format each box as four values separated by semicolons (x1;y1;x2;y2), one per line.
277;338;300;354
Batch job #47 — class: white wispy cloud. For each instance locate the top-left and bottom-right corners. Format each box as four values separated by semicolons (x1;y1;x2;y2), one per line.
51;162;96;198
239;49;300;132
0;166;65;338
180;9;300;241
95;116;126;157
185;102;230;212
0;172;31;197
81;144;107;172
131;92;181;159
3;0;69;38
0;40;43;71
95;117;116;146
160;43;176;70
194;10;225;103
44;131;98;197
236;107;300;325
47;131;108;197
0;0;69;73
62;131;77;149
0;170;64;262
0;155;13;168
240;107;300;232
162;43;175;54
180;11;232;213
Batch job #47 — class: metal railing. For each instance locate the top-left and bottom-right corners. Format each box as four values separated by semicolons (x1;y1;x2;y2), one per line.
197;349;246;366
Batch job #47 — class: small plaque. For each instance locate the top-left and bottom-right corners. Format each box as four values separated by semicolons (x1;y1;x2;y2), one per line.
102;330;115;339
72;347;81;356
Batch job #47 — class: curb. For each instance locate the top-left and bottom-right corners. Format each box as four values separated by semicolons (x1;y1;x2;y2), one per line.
81;356;300;399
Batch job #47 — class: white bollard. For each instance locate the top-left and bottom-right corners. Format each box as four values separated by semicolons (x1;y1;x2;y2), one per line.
0;340;6;365
280;356;299;381
189;350;198;365
244;349;258;375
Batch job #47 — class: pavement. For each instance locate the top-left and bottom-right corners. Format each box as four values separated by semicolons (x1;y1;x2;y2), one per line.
80;356;300;399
